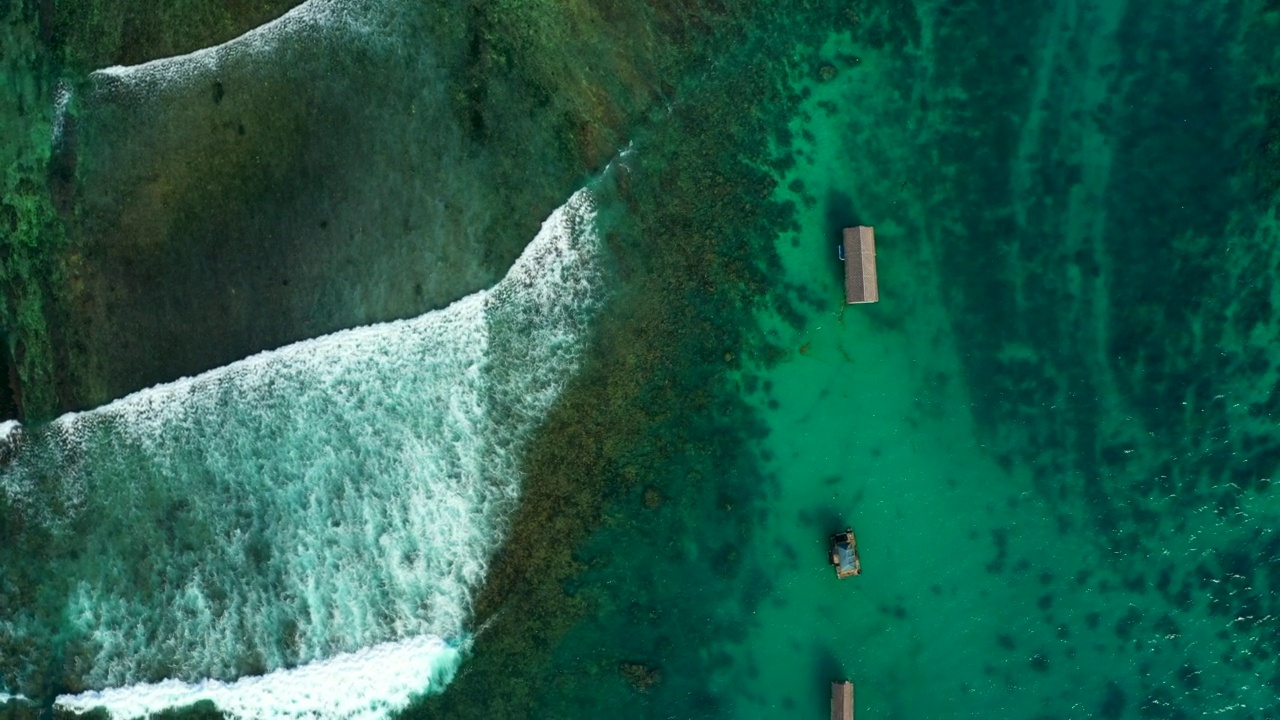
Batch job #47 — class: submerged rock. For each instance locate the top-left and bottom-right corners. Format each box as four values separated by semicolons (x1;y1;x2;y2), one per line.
618;662;662;693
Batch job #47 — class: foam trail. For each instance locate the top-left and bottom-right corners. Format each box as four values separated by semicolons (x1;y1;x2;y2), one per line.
55;636;462;720
0;189;602;710
91;0;364;85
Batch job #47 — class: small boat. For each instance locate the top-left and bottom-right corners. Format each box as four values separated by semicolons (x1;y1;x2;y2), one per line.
829;528;861;579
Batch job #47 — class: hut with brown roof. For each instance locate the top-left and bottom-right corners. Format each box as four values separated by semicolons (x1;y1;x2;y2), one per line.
831;680;854;720
842;226;878;304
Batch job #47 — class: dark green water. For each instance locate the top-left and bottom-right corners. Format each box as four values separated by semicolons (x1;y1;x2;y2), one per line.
4;0;1280;718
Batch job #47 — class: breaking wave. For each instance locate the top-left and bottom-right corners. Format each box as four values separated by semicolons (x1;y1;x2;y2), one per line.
0;189;603;717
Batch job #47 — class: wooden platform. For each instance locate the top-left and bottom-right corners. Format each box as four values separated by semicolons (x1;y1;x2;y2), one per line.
842;226;878;304
831;681;854;720
829;528;861;579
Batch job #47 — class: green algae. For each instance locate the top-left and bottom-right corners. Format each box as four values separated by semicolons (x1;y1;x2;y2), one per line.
50;0;304;71
5;0;753;416
0;0;789;420
1251;6;1280;201
0;698;38;720
0;0;307;421
454;0;668;164
0;0;72;421
0;169;68;421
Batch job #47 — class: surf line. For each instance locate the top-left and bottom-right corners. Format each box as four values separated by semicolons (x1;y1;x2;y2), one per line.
2;187;607;719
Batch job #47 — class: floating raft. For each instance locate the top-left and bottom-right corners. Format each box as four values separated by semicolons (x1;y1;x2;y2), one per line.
831;681;854;720
842;226;878;304
829;528;861;579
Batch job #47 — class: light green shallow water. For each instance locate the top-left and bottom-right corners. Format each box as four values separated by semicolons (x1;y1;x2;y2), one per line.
736;150;1148;716
731;3;1280;717
734;105;1099;716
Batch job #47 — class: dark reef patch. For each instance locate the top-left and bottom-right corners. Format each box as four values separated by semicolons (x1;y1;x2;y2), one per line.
985;528;1008;573
1099;681;1126;719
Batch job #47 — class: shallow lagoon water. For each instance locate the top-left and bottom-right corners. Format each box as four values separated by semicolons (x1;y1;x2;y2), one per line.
730;3;1280;717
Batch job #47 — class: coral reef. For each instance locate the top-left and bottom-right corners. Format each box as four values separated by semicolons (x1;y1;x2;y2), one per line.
617;662;661;693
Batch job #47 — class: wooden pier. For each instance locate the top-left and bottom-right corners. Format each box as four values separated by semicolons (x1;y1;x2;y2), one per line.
842;226;878;304
831;681;854;720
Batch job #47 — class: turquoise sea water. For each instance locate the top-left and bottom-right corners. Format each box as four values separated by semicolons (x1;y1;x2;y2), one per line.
3;0;1279;718
727;2;1280;717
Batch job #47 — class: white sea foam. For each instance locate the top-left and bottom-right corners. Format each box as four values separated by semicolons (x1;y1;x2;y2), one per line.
55;635;462;720
0;189;602;712
93;0;363;87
